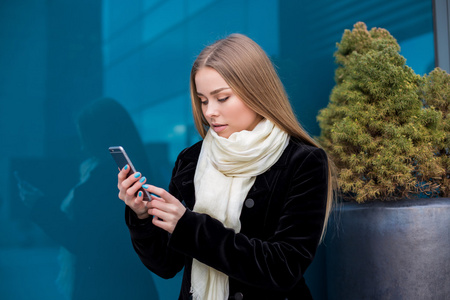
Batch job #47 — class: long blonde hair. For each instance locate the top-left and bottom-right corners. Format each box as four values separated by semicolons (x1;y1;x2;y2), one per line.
190;33;336;242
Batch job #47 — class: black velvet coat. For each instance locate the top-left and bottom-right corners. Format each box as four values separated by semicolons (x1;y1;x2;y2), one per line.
126;137;329;300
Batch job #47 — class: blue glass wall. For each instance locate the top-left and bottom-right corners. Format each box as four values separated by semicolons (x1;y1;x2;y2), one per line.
0;0;434;299
102;0;280;164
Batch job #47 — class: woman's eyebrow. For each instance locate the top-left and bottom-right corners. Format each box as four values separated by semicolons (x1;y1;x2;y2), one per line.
197;87;230;97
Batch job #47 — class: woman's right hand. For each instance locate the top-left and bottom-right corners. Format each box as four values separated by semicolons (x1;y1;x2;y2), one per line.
117;165;149;219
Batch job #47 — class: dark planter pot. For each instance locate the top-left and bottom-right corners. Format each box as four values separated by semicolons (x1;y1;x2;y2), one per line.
324;197;450;300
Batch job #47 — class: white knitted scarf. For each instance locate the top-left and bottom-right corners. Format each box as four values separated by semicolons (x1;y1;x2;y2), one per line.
191;119;289;300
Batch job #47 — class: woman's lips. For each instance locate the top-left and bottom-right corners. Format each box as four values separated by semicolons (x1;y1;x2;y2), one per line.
212;124;227;133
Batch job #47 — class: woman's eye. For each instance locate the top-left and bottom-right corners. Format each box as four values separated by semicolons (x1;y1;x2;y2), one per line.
200;99;208;105
218;97;229;102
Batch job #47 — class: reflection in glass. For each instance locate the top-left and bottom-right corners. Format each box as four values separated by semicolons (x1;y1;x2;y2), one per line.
16;98;159;300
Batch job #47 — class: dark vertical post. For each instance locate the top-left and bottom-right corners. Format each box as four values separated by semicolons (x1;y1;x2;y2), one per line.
433;0;450;72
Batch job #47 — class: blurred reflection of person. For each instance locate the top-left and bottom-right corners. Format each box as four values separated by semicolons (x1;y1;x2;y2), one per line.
18;98;159;300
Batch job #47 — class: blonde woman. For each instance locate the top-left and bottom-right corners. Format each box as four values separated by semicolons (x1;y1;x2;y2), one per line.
118;34;334;300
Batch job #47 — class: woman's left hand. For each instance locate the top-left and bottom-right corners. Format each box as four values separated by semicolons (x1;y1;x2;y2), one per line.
144;185;186;234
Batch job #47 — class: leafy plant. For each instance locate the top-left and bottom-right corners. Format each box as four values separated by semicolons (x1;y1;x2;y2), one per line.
421;68;450;196
317;22;449;202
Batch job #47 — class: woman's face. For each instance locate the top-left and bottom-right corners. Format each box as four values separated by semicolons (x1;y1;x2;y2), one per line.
195;67;262;139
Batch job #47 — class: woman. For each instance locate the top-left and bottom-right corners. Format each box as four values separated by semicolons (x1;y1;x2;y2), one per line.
118;34;334;300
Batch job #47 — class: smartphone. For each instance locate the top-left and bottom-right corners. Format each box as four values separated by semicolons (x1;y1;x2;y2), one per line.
109;146;151;201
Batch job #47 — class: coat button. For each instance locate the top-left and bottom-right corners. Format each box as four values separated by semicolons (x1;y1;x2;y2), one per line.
234;292;244;300
244;198;254;208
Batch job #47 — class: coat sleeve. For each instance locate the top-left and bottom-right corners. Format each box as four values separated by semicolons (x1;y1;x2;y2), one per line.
167;147;328;292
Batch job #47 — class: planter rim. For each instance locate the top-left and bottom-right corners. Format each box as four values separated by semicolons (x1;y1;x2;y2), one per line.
335;197;450;211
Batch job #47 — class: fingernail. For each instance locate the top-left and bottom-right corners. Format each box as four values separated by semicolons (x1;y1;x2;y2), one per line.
138;191;142;197
134;172;141;178
139;176;146;183
124;164;128;170
142;184;149;189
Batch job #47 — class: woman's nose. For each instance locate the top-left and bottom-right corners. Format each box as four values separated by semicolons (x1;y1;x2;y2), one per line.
204;103;219;118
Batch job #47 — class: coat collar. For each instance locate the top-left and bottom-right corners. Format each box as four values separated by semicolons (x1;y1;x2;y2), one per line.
171;138;299;207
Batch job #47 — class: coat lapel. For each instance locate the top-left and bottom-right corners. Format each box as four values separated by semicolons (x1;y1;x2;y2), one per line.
171;142;202;210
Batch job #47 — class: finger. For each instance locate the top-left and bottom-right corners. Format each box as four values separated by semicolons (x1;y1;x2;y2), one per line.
132;191;151;218
118;164;131;182
145;185;177;203
126;175;147;198
149;207;178;229
152;215;173;232
140;186;165;203
146;198;171;210
117;166;136;194
121;171;142;188
146;193;164;203
148;205;169;219
151;211;179;234
119;172;142;194
149;198;185;221
119;174;143;202
134;191;146;208
123;187;144;207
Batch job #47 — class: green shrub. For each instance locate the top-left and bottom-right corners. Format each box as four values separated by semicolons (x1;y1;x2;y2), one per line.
317;22;448;203
421;68;450;196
